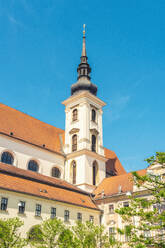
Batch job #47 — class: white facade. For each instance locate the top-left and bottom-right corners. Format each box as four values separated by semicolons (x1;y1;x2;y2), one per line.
62;91;107;192
0;134;65;178
0;189;100;237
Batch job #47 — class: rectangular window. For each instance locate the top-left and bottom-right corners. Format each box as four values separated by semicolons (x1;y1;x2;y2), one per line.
89;215;94;223
18;201;25;214
109;204;114;214
77;212;82;221
35;204;41;217
51;207;56;219
1;197;8;211
109;227;115;236
123;201;129;207
64;210;69;222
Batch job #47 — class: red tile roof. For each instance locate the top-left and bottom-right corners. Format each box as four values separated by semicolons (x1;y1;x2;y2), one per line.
104;148;126;176
94;169;146;199
0;102;125;180
0;103;65;155
0;163;99;211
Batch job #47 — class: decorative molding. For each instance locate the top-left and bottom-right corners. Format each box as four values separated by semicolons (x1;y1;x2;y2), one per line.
66;149;107;162
90;128;99;135
69;128;80;135
62;91;106;107
90;104;98;110
70;104;79;109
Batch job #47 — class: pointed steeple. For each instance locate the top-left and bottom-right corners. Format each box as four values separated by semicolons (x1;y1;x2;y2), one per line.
77;24;91;80
82;24;86;57
71;25;97;96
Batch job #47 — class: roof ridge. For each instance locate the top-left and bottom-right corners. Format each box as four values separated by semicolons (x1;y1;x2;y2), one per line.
0;102;64;133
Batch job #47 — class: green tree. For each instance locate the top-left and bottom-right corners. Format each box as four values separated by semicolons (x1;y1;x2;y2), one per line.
28;218;75;248
58;228;77;248
0;217;26;248
116;152;165;248
72;221;120;248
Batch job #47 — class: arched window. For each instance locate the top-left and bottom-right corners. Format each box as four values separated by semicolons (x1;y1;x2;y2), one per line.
71;161;76;184
1;152;14;165
91;109;96;122
72;134;77;152
72;109;78;121
52;167;61;178
93;161;98;186
28;160;39;172
91;135;96;152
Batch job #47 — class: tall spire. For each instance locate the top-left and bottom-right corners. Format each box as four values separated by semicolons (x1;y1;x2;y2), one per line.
71;25;97;96
82;24;86;57
77;24;91;80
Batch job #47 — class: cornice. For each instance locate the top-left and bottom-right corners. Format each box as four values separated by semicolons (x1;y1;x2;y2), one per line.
66;149;107;162
62;91;106;108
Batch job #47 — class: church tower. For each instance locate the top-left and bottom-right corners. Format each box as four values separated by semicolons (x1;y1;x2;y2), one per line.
62;25;107;192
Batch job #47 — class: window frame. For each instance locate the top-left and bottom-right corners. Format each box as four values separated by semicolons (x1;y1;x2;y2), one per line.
50;207;56;219
109;204;114;214
18;201;26;214
89;215;94;223
91;135;96;152
35;204;42;217
52;167;61;178
72;161;76;184
72;134;77;152
72;109;78;122
1;151;14;165
91;109;96;122
77;212;82;222
1;197;8;211
64;210;70;222
28;160;39;172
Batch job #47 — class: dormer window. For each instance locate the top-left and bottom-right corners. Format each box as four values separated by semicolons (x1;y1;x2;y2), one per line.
72;109;78;122
91;109;96;122
72;134;77;152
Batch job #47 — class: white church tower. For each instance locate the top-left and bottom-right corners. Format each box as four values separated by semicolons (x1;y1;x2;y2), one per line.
62;25;107;192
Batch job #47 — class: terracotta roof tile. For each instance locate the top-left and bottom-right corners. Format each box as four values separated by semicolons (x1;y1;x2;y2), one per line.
0;163;99;210
104;148;126;176
0;162;88;194
94;169;146;199
0;103;65;154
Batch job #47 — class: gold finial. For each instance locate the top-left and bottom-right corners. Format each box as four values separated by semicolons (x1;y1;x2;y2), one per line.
83;24;86;37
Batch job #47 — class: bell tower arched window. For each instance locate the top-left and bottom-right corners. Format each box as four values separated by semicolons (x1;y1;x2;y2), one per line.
72;134;77;152
70;161;76;184
91;135;96;152
72;109;78;122
91;109;96;122
1;151;14;165
28;160;39;172
92;161;98;186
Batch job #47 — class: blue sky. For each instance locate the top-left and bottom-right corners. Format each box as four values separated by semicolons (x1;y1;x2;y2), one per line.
0;0;164;172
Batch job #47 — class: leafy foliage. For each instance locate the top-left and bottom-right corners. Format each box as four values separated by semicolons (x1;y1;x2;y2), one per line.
28;218;65;248
116;152;165;248
0;217;26;248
